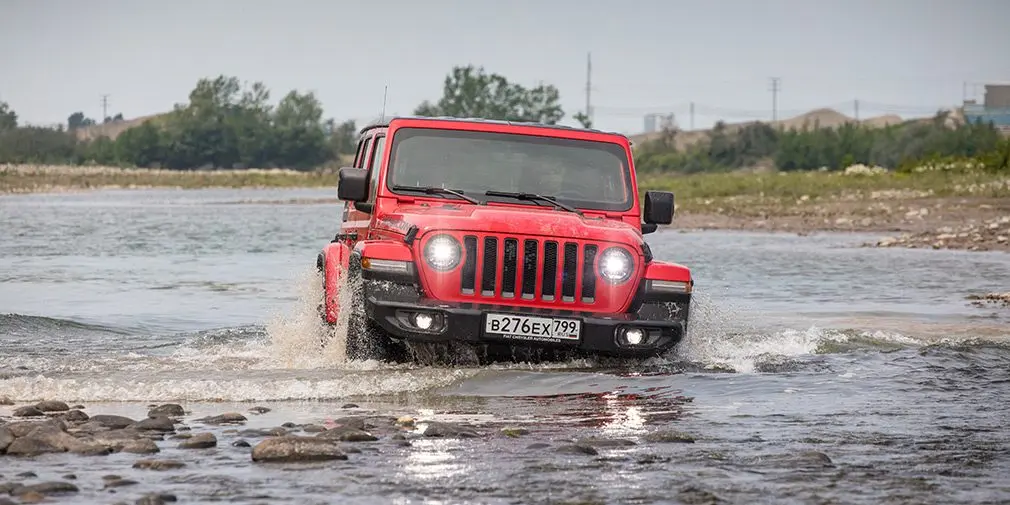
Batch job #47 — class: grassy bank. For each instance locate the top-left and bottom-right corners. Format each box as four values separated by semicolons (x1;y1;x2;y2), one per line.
642;163;1010;213
0;164;338;193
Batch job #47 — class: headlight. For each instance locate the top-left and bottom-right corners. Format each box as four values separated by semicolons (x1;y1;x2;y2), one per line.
423;234;461;271
598;247;633;284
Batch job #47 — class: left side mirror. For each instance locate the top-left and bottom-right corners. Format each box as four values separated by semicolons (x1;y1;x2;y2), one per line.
337;167;369;202
643;190;675;225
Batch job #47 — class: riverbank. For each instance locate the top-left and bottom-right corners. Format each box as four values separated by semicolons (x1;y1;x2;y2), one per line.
4;163;1009;252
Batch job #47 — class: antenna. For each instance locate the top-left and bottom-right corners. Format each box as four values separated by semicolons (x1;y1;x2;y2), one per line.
380;84;388;121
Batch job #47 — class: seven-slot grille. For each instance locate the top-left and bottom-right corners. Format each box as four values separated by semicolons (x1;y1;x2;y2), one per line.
459;235;601;304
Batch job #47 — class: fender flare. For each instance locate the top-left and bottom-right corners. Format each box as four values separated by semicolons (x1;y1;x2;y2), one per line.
319;242;352;324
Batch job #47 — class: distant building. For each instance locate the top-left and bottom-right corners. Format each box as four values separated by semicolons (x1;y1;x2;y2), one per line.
643;114;656;133
964;84;1010;135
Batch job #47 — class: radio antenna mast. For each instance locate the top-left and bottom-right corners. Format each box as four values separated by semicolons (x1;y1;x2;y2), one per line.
380;84;388;121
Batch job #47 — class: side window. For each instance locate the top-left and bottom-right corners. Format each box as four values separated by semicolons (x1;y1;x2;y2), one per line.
354;137;372;168
366;135;386;203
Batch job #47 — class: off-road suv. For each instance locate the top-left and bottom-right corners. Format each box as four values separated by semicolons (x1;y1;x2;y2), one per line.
317;116;693;363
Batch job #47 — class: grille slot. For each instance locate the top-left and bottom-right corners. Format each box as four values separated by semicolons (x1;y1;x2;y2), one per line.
521;240;538;299
501;238;519;297
581;245;598;302
542;241;558;301
561;242;578;302
481;237;498;295
461;236;478;294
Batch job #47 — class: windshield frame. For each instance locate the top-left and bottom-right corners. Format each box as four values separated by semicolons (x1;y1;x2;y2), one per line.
383;125;636;213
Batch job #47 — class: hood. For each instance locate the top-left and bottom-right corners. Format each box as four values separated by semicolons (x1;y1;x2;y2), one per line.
378;203;643;246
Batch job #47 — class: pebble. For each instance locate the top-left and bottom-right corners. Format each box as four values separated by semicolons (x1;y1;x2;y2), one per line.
179;432;217;449
249;406;271;414
136;493;178;504
133;459;186;471
33;400;70;412
196;413;247;425
554;444;599;456
148;404;185;417
251;436;348;463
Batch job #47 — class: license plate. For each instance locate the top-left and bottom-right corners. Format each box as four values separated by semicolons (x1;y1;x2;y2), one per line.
483;313;582;343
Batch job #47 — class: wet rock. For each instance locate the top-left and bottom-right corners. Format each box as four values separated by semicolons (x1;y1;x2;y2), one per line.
132;459;186;471
0;499;15;505
148;404;185;417
21;481;79;494
6;419;66;438
12;406;44;418
395;416;415;427
501;427;528;438
59;409;90;422
89;415;137;429
329;416;367;431
232;439;251;448
342;403;359;409
0;426;13;452
70;404;84;410
301;424;327;433
526;442;551;450
120;438;160;454
316;427;378;442
195;412;247;425
967;292;1010;309
62;474;76;480
16;471;37;478
555;444;599;456
169;433;191;440
576;437;636;447
102;474;123;481
136;493;178;504
130;416;176;432
249;406;271;414
179;432;217;449
281;422;298;428
251;435;348;463
16;491;45;504
4;436;63;456
0;396;13;405
238;427;287;438
677;486;723;505
104;478;139;488
643;430;697;443
32;400;69;412
421;421;480;438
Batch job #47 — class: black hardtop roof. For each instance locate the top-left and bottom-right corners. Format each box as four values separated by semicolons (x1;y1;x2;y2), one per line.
357;115;629;140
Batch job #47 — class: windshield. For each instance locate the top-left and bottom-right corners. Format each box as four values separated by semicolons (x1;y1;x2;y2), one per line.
386;127;634;212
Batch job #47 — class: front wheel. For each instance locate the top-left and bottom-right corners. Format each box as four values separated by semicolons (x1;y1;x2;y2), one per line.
317;253;406;363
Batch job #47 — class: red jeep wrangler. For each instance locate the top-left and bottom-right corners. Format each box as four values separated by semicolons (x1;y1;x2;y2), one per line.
317;116;693;363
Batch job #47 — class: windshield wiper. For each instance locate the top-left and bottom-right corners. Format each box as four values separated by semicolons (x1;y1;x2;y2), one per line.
484;191;582;215
392;185;484;205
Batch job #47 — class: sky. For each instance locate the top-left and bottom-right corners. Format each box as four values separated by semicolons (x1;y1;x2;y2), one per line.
2;0;1009;134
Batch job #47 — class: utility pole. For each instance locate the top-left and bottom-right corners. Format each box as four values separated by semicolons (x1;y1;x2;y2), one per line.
100;94;110;122
854;99;859;121
689;102;695;130
584;52;593;124
769;78;781;122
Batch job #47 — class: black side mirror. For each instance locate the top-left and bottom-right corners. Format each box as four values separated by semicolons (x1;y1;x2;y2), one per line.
643;191;674;233
337;167;369;202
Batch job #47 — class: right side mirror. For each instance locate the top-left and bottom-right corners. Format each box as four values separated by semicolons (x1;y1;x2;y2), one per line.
337;167;369;202
643;190;675;226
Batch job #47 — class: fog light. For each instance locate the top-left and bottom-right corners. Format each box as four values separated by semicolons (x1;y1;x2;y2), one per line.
624;328;645;345
414;313;434;330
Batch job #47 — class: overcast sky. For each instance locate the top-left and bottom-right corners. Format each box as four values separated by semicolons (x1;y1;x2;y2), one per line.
2;0;1008;133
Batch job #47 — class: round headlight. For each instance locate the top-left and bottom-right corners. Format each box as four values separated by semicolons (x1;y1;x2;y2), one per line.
598;247;633;284
423;234;462;271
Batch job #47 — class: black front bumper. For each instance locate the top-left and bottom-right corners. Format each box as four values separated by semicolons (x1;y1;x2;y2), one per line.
361;280;690;359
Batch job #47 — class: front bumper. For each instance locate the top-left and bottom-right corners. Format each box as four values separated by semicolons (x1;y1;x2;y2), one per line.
361;280;690;359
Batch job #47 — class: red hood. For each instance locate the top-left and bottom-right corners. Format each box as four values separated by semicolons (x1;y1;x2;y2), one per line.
379;203;644;247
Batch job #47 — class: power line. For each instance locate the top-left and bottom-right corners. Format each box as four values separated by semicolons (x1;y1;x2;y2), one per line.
769;77;781;121
100;94;110;121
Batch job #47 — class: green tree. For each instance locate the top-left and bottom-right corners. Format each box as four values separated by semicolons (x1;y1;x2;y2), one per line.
68;112;97;130
414;65;565;124
272;90;329;170
0;102;17;131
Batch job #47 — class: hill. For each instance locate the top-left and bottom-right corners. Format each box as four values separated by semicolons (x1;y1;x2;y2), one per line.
73;113;168;141
628;108;906;150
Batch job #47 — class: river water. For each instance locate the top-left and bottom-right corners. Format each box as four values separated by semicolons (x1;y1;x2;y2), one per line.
1;188;1008;505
